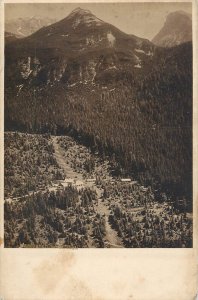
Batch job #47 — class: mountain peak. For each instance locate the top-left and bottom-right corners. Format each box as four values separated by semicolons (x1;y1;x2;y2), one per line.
69;7;91;15
167;10;192;19
67;7;95;19
152;10;192;47
66;7;104;28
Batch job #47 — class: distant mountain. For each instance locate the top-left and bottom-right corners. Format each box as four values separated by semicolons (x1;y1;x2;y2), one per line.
5;8;192;202
5;16;57;37
152;11;192;47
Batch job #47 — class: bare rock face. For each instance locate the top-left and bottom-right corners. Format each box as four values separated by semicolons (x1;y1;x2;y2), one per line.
19;57;32;79
17;56;41;80
152;11;192;47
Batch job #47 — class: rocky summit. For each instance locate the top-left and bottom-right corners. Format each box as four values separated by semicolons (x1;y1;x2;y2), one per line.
152;11;192;47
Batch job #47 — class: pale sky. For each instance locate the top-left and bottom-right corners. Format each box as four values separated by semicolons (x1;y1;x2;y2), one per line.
5;2;192;40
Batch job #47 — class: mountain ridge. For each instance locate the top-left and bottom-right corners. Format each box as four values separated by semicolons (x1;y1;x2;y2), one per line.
5;16;57;37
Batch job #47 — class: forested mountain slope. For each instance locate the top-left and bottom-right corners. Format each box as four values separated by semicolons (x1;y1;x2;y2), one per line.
5;8;192;205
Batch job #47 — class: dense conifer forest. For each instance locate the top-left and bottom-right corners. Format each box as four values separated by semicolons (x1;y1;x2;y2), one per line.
4;132;64;198
5;42;192;205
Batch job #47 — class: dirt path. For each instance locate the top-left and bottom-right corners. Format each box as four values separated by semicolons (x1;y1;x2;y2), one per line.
98;200;123;248
52;135;124;248
94;186;123;248
52;136;83;180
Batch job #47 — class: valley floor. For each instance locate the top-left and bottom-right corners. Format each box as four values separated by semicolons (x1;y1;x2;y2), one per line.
4;132;192;248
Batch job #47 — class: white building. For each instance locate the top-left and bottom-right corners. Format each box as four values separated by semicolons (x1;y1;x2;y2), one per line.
60;178;84;190
64;178;75;184
120;178;131;182
86;178;96;183
75;180;84;190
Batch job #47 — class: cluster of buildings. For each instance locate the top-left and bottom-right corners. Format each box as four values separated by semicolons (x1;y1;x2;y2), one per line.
59;178;84;190
57;177;97;190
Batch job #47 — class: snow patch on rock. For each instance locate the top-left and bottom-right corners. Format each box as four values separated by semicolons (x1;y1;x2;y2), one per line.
135;48;153;57
134;63;141;69
146;50;153;57
134;54;141;64
72;18;81;29
107;32;115;47
135;48;145;54
107;65;117;70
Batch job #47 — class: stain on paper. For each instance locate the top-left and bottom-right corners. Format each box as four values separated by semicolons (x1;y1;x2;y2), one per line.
33;251;75;294
0;237;4;247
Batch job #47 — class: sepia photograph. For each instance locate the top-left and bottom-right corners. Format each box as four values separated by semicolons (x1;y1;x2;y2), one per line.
4;2;193;248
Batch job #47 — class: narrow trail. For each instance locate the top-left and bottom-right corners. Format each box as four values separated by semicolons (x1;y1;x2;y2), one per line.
51;135;124;248
98;200;123;248
52;136;83;180
94;186;123;248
